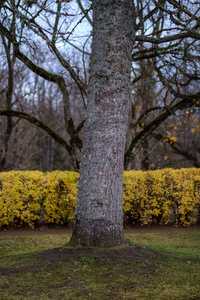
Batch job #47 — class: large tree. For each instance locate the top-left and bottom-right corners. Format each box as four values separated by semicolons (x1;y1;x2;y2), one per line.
1;0;200;245
70;0;200;246
70;0;134;247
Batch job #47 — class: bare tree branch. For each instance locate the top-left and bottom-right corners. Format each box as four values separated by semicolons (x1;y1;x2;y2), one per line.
154;133;200;168
76;0;92;26
124;91;200;168
0;109;72;154
135;31;200;44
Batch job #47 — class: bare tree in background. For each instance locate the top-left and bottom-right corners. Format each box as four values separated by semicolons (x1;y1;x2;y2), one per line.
1;0;200;172
0;34;14;170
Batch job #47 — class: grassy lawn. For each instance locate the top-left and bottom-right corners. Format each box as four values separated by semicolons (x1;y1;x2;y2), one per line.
0;231;200;299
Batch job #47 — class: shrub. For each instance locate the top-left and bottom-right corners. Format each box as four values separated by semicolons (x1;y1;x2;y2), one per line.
123;168;200;226
0;171;78;228
0;168;199;228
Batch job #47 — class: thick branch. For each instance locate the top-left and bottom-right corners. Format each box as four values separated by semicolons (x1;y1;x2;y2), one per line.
124;92;200;168
14;44;61;83
76;0;92;26
52;3;61;45
131;106;163;130
0;21;86;94
132;41;181;61
0;23;83;153
0;0;6;9
135;31;200;44
167;0;200;24
0;110;72;154
0;20;59;82
154;133;200;168
58;78;82;150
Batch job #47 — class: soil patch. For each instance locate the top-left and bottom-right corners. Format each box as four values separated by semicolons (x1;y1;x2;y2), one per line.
0;265;40;276
35;243;159;263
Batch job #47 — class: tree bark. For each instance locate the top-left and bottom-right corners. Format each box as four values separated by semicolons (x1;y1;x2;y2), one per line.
0;36;14;171
70;0;134;247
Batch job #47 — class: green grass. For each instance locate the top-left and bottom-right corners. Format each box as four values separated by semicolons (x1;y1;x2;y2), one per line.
130;231;200;259
0;231;200;299
0;234;70;256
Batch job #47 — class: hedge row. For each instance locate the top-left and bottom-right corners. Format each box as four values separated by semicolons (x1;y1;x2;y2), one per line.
0;171;78;229
0;168;199;229
123;168;200;226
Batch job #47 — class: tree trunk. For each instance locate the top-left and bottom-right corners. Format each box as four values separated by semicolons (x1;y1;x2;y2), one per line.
0;37;14;171
141;138;149;170
70;0;134;247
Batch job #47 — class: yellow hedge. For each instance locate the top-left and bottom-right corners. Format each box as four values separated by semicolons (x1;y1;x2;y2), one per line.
123;168;200;226
0;168;199;228
0;171;78;229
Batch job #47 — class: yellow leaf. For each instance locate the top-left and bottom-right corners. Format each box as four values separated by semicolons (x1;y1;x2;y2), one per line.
164;156;168;160
170;137;177;142
197;126;200;130
135;106;139;111
191;128;195;133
